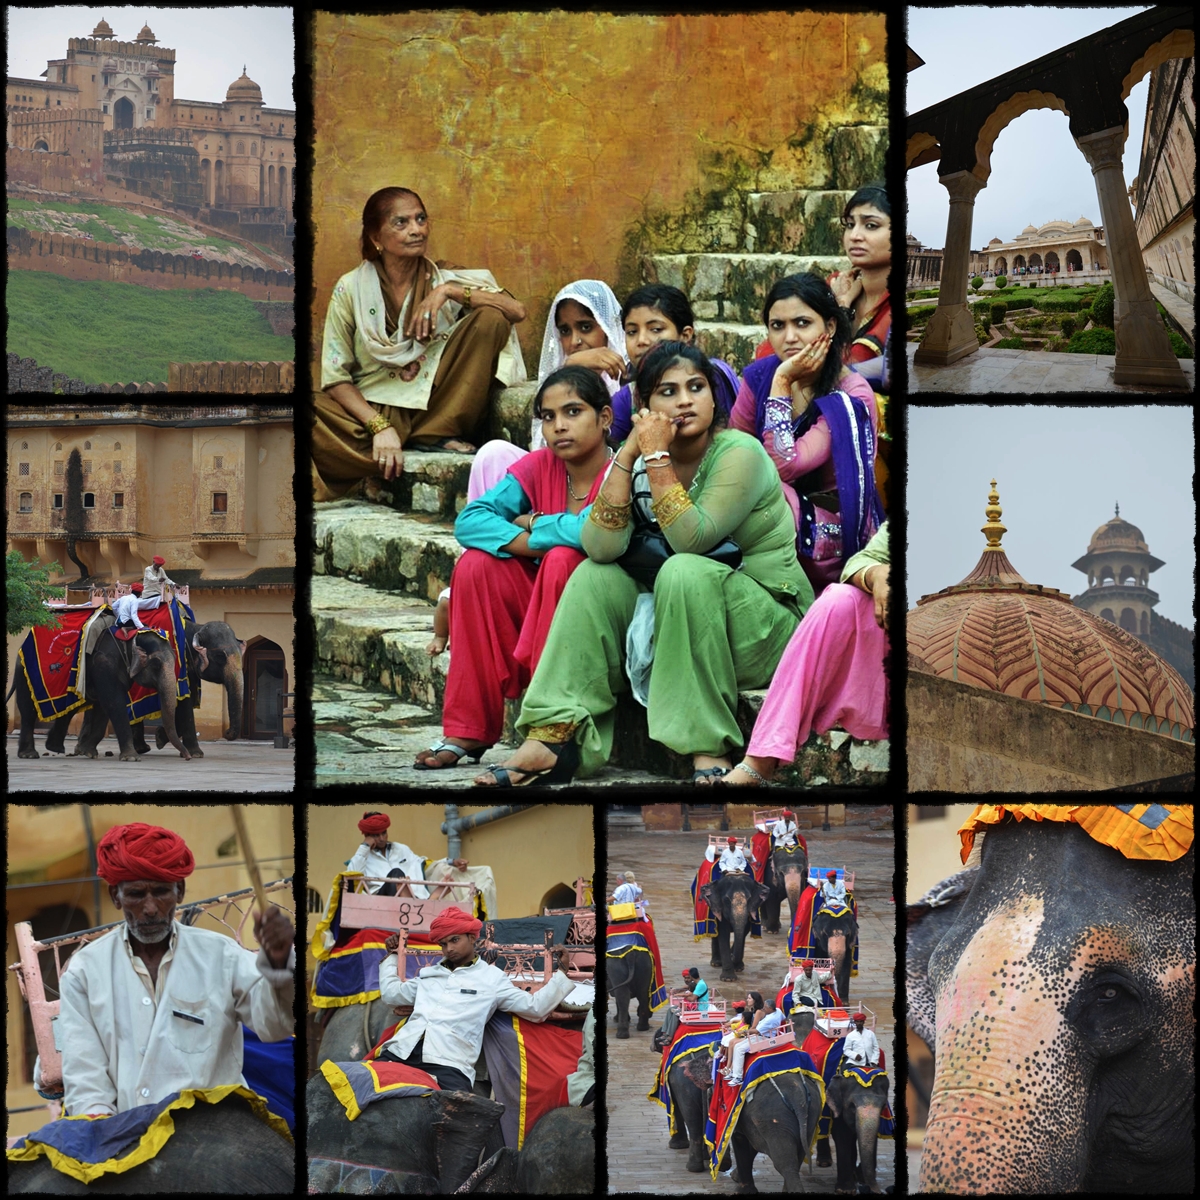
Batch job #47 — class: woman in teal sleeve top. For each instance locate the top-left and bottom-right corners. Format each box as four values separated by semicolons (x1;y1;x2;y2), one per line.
413;366;614;769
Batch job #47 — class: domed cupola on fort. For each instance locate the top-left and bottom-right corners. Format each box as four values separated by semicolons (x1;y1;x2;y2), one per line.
226;67;264;106
908;482;1193;743
91;18;114;40
1071;504;1165;639
135;24;158;45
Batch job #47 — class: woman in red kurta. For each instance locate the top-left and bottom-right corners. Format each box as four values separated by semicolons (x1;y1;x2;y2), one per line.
412;366;614;769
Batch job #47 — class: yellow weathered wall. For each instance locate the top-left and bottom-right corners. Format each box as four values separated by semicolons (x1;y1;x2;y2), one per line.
5;803;294;1138
313;9;887;369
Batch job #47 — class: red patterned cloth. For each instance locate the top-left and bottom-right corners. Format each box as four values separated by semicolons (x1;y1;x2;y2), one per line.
750;831;771;884
96;823;195;884
18;608;95;720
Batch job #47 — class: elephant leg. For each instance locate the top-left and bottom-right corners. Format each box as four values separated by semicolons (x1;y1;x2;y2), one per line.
133;723;152;754
69;708;107;758
710;934;721;968
16;678;40;758
173;699;204;757
831;1105;859;1193
44;714;73;755
635;958;652;1031
816;1133;833;1168
730;1128;759;1193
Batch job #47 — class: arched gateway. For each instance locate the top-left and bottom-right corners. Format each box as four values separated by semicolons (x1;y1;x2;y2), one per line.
906;6;1191;389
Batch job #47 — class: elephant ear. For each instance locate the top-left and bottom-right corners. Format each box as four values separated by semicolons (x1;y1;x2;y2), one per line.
753;879;772;910
698;880;717;908
907;866;977;1055
432;1091;506;1193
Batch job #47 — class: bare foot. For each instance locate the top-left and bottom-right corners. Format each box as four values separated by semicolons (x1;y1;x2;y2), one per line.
474;738;558;786
719;755;778;787
425;633;448;656
440;437;476;453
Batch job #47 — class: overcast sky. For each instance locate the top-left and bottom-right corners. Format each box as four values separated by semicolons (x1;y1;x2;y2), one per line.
907;406;1195;630
6;6;294;111
907;7;1153;249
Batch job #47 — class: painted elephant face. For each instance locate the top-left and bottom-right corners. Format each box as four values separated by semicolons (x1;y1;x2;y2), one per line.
919;821;1195;1194
701;875;771;923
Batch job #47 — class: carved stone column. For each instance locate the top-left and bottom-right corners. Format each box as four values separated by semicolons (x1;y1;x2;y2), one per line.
1076;126;1186;389
915;171;986;365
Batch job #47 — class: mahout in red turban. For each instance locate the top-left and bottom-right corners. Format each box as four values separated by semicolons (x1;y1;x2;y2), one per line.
853;1012;866;1021
97;822;195;884
152;556;166;566
801;959;815;969
428;906;482;942
358;812;390;835
827;870;837;878
727;836;737;845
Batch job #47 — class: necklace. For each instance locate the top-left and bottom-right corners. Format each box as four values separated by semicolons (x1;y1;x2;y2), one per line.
567;449;613;501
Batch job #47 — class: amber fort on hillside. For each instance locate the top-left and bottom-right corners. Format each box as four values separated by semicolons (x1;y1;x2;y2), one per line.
6;17;295;393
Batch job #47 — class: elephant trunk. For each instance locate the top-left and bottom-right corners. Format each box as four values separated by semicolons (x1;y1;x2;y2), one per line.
827;931;849;995
919;897;1090;1193
156;666;192;761
223;657;243;740
856;1102;883;1192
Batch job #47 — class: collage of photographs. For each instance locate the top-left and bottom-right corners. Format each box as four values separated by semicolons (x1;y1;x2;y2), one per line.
2;801;1193;1195
4;6;1193;797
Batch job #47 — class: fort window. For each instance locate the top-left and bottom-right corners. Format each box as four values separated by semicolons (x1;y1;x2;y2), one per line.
83;460;92;474
214;455;224;468
114;442;121;449
20;442;29;450
19;493;33;513
84;441;91;449
237;141;245;154
113;493;124;508
19;462;31;476
114;461;122;473
213;492;228;514
53;495;63;509
54;442;62;451
83;493;95;509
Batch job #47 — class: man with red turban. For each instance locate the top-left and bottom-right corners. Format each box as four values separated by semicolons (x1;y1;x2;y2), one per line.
844;1011;880;1068
347;811;469;899
791;956;833;1010
821;869;847;905
58;822;295;1116
772;809;802;850
718;835;748;874
141;555;176;606
377;905;574;1092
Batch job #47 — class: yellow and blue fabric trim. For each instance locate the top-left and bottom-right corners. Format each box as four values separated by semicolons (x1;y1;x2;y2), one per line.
648;1026;724;1137
959;804;1194;864
318;1059;438;1121
5;1084;290;1184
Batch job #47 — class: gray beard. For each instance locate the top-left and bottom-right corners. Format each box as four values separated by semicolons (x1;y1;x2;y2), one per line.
130;919;172;944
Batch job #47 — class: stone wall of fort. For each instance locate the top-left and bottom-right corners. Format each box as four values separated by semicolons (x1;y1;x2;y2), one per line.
6;226;295;301
6;145;104;193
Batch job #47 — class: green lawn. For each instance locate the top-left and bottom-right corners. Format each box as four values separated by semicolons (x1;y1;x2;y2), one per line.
7;271;294;385
7;198;247;256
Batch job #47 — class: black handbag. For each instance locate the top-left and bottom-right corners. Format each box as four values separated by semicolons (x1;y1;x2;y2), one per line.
617;523;742;589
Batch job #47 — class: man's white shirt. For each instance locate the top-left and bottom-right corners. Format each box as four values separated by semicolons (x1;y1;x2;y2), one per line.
612;882;640;905
377;953;573;1087
718;845;748;873
772;819;798;848
821;879;848;904
59;921;295;1115
111;593;145;627
843;1027;880;1067
347;841;430;897
791;968;832;1006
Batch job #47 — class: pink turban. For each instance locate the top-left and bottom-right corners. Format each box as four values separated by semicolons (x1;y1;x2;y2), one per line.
97;823;195;884
428;906;482;942
358;812;390;835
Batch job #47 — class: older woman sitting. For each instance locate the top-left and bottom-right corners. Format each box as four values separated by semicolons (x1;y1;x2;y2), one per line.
474;341;812;787
313;186;527;501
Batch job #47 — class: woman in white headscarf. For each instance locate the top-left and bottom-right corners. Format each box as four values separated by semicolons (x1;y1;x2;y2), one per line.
530;280;629;449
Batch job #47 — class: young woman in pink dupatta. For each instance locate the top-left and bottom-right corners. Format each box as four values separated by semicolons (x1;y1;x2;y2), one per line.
412;366;614;769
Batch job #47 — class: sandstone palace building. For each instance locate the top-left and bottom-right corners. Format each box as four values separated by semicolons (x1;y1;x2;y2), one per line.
6;17;293;233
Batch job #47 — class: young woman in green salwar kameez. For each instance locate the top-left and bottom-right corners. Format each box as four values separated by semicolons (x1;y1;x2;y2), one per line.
474;341;813;787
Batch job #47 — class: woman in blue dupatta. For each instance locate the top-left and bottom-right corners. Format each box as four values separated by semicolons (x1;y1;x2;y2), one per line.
730;273;882;595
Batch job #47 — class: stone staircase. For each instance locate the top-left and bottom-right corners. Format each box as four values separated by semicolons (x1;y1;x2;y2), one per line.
312;121;890;789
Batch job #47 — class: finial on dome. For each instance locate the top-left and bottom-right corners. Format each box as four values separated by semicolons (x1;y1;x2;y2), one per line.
981;478;1007;550
1115;501;1120;518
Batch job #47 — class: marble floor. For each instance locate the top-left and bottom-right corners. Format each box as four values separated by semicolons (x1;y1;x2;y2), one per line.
907;343;1195;394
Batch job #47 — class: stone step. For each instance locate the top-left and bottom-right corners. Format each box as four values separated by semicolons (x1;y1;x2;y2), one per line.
314;501;463;601
744;190;857;255
693;321;767;371
645;253;850;327
312;569;890;788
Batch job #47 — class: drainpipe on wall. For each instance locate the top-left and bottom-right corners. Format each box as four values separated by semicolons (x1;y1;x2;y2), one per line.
78;804;101;926
442;804;538;862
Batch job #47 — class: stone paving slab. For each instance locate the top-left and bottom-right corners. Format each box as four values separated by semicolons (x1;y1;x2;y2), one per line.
605;821;896;1194
6;735;294;792
909;341;1195;393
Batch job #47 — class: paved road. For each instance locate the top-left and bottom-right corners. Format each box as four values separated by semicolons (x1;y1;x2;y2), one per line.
606;821;897;1194
6;735;295;792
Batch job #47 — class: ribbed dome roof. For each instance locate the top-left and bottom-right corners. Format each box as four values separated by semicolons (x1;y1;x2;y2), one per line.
226;67;263;104
92;18;114;39
135;24;157;44
1086;510;1149;554
1073;215;1094;227
1021;224;1038;235
908;481;1193;742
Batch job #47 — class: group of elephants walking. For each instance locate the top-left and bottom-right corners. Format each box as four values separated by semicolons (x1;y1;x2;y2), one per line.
607;824;895;1194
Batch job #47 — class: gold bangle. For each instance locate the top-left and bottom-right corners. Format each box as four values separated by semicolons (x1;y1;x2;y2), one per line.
650;483;693;529
462;284;473;308
365;412;390;436
590;491;631;530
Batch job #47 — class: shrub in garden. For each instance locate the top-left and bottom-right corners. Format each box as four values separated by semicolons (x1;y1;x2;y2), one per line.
995;275;1008;289
1060;316;1076;339
990;302;1007;324
1167;330;1193;359
971;275;983;290
994;336;1024;349
1091;282;1115;327
1066;328;1116;354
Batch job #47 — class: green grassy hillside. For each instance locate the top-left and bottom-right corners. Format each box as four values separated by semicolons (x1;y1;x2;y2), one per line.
7;271;294;385
8;199;251;259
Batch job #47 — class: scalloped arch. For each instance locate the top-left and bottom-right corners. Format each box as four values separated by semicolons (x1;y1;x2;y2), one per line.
974;90;1070;183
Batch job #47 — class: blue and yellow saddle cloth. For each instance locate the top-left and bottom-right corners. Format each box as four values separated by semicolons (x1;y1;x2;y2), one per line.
648;1024;723;1136
5;1084;290;1184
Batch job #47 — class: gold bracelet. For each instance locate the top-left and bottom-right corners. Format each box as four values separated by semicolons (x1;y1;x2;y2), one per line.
650;483;693;529
590;490;631;530
461;284;473;308
365;412;390;436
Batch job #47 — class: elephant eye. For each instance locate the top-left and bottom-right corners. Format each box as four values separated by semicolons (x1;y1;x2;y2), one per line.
1101;987;1117;1000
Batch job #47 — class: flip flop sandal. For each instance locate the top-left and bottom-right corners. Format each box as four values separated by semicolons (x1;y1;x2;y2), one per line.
692;765;731;784
475;739;580;787
413;740;492;770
